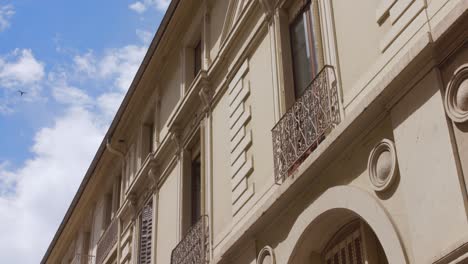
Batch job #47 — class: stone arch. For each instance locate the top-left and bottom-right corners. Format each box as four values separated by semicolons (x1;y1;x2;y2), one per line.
278;185;407;264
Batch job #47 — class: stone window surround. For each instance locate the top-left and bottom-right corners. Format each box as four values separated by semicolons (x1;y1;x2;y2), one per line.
180;3;211;96
273;0;344;117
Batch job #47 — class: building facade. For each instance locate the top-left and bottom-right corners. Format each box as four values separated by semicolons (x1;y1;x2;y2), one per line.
42;0;468;263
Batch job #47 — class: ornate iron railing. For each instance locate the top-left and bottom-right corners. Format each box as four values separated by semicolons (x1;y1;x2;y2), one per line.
95;219;118;264
171;215;209;264
272;66;340;182
71;254;95;264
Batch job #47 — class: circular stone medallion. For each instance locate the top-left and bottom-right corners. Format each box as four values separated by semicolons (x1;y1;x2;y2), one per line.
368;139;398;192
444;64;468;123
258;246;275;264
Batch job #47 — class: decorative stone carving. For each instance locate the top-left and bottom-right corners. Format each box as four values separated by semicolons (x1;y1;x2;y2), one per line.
128;193;138;217
198;78;213;112
170;127;183;154
148;161;160;189
368;139;398;192
258;246;276;264
444;64;468;123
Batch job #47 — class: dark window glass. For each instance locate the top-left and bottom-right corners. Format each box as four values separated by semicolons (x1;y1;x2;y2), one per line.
149;123;154;153
191;155;201;226
194;40;202;77
290;2;323;98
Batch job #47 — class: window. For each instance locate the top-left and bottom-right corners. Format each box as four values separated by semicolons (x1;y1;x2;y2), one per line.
289;0;323;98
103;192;113;228
194;40;202;77
190;155;201;226
142;123;154;157
323;220;388;264
112;176;121;217
182;137;203;234
139;200;153;264
125;143;137;190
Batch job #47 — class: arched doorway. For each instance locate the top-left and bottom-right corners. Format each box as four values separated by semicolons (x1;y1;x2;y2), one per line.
278;186;407;264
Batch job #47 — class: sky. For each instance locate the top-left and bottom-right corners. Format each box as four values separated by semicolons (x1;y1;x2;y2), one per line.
0;0;169;263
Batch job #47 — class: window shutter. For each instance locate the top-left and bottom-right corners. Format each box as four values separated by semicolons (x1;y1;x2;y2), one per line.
324;228;363;264
139;201;153;264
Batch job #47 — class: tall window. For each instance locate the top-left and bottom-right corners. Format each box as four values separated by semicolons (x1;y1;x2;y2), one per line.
142;123;154;158
190;155;201;226
125;143;137;189
194;40;202;77
182;140;203;234
103;192;113;228
139;200;153;264
290;0;323;98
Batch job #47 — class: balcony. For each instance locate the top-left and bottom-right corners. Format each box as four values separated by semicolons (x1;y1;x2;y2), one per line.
171;216;209;264
96;219;118;264
272;66;341;182
71;254;95;264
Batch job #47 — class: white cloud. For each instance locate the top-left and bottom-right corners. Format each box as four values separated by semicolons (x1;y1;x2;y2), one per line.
97;92;124;119
153;0;170;11
136;29;153;44
0;5;14;32
0;107;105;263
52;84;93;107
73;51;97;75
0;49;45;114
128;0;169;13
0;103;12;114
98;45;146;91
129;1;147;13
0;25;148;263
0;49;45;88
0;161;16;197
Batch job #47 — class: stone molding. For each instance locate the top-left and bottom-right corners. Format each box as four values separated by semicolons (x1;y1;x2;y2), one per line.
228;60;255;216
257;246;276;264
368;139;398;192
444;63;468;123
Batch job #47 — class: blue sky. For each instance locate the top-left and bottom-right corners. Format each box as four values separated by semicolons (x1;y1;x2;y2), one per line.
0;0;168;262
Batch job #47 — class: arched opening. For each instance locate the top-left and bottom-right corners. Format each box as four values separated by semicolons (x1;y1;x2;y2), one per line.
281;186;407;264
322;219;388;264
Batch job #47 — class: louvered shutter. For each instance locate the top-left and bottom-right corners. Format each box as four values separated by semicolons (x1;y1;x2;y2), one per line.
324;228;363;264
139;201;153;264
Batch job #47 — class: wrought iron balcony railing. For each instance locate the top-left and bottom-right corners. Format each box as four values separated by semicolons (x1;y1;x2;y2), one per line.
272;66;340;182
171;216;209;264
71;254;95;264
96;219;118;264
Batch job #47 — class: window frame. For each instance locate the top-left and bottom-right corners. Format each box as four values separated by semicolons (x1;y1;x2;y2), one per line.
180;128;205;236
288;0;324;99
190;152;201;227
274;0;342;114
180;7;204;95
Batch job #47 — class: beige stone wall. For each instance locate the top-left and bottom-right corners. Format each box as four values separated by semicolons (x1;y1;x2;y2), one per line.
331;0;387;94
158;60;182;141
391;69;468;264
209;0;229;61
440;44;468;201
156;164;180;264
212;92;234;245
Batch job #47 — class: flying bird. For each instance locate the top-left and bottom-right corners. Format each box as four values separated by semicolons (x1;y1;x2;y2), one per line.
17;90;26;96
